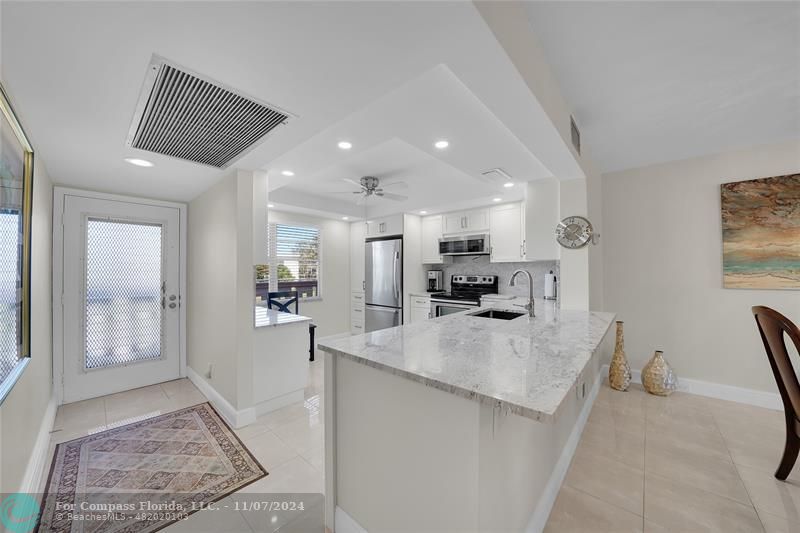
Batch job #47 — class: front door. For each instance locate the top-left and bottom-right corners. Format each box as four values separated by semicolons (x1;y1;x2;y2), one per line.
60;193;182;403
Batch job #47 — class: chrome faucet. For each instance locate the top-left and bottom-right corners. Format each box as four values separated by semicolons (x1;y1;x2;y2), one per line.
509;269;535;317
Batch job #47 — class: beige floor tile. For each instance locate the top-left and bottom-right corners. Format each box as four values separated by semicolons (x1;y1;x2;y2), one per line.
724;430;789;474
564;447;644;516
258;402;318;431
272;416;323;453
579;420;645;470
644;472;763;532
53;397;106;431
299;443;324;472
757;509;800;533
159;378;201;398
737;464;800;523
646;400;718;434
645;420;732;464
243;430;298;471
587;402;645;435
544;485;643;533
236;420;271;441
645;443;751;505
237;456;323;495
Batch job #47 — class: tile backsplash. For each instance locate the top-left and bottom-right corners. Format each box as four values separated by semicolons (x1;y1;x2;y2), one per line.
426;256;559;298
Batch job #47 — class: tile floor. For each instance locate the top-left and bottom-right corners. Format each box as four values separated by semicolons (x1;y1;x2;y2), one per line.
545;382;799;533
41;359;325;532
46;364;799;532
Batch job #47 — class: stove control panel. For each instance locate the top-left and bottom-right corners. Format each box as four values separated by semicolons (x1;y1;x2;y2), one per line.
452;275;496;285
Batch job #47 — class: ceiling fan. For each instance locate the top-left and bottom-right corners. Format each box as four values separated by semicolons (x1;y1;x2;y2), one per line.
334;176;408;204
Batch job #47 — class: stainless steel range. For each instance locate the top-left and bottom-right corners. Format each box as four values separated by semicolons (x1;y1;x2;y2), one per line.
430;275;498;317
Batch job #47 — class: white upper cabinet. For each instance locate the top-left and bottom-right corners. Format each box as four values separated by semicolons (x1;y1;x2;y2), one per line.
442;208;489;235
489;202;525;262
523;177;560;261
350;221;366;291
366;214;403;237
421;215;445;264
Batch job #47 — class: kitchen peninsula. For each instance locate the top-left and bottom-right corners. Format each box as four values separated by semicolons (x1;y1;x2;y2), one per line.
318;300;615;532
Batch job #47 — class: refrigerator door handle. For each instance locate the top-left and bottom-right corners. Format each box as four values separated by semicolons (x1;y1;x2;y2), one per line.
393;251;400;302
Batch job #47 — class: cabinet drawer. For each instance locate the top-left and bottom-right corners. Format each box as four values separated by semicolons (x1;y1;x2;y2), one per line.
351;306;365;321
412;297;431;306
350;322;364;335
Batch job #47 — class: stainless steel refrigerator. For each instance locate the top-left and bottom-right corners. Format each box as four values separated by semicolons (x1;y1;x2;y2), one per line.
365;237;402;332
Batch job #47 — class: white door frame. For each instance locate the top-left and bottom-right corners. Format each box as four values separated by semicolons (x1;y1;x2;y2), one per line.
52;187;187;405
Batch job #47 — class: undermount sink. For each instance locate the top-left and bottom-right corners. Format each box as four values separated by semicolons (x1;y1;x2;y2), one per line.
469;309;526;320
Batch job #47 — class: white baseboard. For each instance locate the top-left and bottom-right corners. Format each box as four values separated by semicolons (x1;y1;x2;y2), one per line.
186;367;256;429
20;393;58;494
600;364;782;411
335;506;368;533
525;370;603;533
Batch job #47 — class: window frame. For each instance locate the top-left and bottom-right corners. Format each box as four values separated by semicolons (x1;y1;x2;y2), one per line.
266;221;323;301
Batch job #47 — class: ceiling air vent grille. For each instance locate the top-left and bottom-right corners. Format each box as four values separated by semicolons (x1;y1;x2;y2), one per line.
127;57;292;168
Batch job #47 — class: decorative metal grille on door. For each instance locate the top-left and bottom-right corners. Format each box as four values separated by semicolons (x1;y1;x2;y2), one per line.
85;219;163;370
0;211;20;383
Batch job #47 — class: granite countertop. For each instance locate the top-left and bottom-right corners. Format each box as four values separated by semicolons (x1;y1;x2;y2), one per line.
254;305;313;328
318;299;615;422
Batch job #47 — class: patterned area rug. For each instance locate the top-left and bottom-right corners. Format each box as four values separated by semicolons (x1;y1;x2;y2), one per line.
37;403;266;532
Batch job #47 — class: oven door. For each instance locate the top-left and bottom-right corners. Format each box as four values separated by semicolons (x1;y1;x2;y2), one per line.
431;300;476;317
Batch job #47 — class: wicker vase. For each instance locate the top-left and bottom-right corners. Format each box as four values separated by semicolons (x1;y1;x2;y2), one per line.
609;321;631;391
642;350;677;396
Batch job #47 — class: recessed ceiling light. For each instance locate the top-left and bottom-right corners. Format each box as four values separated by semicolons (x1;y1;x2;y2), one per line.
503;182;514;188
492;197;502;202
419;210;428;215
434;140;449;149
124;158;153;167
268;204;275;208
342;216;349;221
338;141;353;150
281;170;295;177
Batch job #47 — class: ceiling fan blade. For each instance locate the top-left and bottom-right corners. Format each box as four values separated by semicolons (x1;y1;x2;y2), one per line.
331;191;358;194
379;181;408;189
377;191;408;201
342;178;364;189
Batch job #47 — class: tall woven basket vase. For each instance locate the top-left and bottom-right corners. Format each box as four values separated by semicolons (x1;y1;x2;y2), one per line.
609;321;631;391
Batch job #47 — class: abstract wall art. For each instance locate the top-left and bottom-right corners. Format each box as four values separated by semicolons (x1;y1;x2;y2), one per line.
721;173;800;289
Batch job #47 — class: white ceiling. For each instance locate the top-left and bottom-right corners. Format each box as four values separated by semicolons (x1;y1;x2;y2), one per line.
525;1;800;173
0;1;575;208
268;65;547;217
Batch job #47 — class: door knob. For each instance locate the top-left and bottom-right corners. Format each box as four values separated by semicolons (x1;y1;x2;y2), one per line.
169;302;177;309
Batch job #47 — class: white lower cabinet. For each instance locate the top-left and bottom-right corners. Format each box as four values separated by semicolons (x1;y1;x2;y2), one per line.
351;291;365;334
409;295;431;323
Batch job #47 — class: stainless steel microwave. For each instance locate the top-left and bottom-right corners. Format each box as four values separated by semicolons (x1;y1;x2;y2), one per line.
438;234;491;256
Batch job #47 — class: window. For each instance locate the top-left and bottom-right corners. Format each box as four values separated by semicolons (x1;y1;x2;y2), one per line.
260;223;321;299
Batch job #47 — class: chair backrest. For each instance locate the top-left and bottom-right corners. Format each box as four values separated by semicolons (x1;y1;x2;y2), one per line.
268;290;299;314
753;306;800;419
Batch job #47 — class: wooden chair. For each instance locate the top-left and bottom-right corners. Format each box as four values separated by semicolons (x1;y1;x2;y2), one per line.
752;306;800;480
268;290;317;362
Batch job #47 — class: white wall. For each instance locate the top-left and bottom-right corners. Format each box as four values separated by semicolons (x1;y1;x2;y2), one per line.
603;140;800;393
0;161;53;492
187;174;240;408
268;210;350;337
